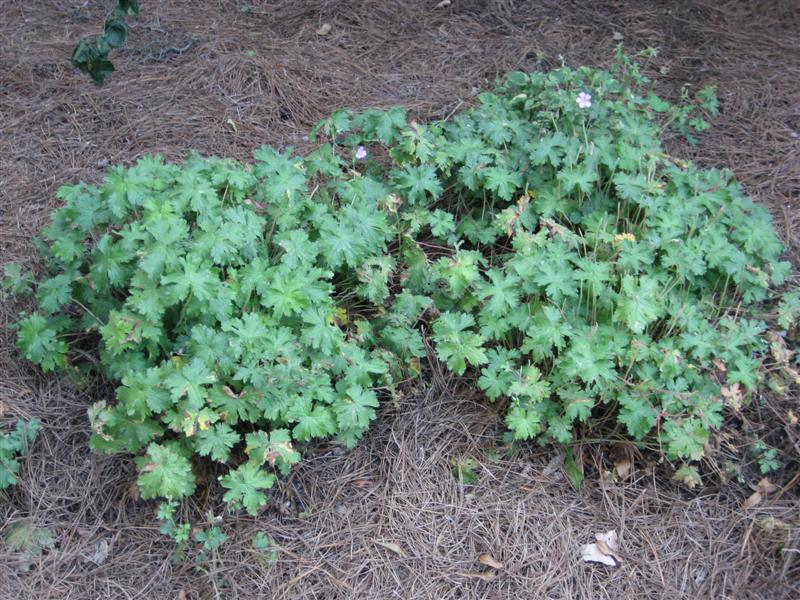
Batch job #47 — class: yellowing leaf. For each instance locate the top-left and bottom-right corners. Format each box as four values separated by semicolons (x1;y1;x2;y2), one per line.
756;516;791;532
613;232;636;244
672;465;702;489
332;305;349;326
721;383;743;413
408;357;421;375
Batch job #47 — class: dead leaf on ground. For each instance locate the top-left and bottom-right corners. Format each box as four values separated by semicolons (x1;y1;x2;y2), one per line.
456;571;497;581
595;531;622;562
581;530;621;567
127;480;140;501
541;450;565;478
753;477;778;495
721;383;743;413
83;538;110;565
615;457;632;479
478;553;503;569
712;358;727;373
436;0;452;7
768;331;795;365
372;540;406;557
316;23;332;36
783;366;800;385
743;491;762;510
672;465;702;489
350;478;374;488
756;516;792;532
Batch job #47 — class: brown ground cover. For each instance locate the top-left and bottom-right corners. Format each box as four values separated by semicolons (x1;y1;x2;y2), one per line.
1;1;799;598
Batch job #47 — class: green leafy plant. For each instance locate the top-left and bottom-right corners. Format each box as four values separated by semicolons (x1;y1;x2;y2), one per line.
16;50;792;538
253;532;279;564
1;419;39;489
194;521;228;562
318;49;789;463
71;0;139;85
4;520;55;560
2;263;34;299
753;441;780;474
15;147;422;519
451;456;479;484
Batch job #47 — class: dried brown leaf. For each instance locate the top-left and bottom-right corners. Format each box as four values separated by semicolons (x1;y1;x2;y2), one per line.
754;477;778;495
350;478;374;488
83;538;110;565
673;465;702;489
581;543;617;567
743;491;762;510
768;331;794;364
721;383;743;413
581;530;621;567
615;458;632;479
783;366;800;385
478;553;503;569
596;530;621;560
373;540;406;557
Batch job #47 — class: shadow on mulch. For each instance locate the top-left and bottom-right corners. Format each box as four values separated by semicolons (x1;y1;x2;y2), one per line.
1;1;799;598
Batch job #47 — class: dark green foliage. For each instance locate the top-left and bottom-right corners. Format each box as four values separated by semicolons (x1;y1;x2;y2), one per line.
16;51;792;525
316;49;789;461
71;1;139;85
16;149;422;512
1;420;39;489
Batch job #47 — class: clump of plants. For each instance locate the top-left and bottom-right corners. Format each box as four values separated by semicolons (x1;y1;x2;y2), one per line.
326;51;789;462
10;50;792;530
1;419;39;490
12;147;424;521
